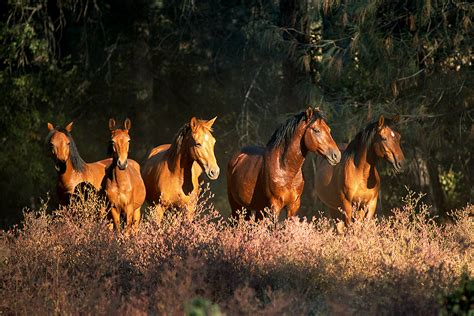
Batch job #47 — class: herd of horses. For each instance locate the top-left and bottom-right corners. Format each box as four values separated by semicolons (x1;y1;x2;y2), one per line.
46;106;405;234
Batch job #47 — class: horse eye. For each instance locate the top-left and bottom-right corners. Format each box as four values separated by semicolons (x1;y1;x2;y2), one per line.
195;143;202;148
313;128;320;134
381;137;387;141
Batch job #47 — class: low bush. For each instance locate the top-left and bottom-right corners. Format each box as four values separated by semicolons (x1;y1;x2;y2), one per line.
1;188;472;314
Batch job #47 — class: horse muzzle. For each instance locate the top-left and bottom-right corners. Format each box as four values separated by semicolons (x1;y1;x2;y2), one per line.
389;155;404;173
326;149;341;166
117;160;128;170
392;159;404;173
205;167;220;180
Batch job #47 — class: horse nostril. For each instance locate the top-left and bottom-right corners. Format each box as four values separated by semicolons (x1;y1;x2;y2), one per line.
395;160;404;171
209;168;220;179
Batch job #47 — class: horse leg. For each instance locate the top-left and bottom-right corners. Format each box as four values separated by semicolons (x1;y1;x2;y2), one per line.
154;204;166;224
265;199;282;221
287;197;301;218
366;198;378;220
342;199;353;227
110;206;121;233
185;196;196;221
329;208;345;234
228;193;248;221
132;207;141;234
124;205;134;237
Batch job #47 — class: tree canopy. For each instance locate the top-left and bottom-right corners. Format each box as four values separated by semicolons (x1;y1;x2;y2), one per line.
0;0;472;226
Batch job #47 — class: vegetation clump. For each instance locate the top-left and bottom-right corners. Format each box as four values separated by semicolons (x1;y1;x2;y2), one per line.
1;189;472;314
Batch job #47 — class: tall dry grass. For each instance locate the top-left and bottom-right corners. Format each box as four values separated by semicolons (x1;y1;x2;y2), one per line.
1;188;472;315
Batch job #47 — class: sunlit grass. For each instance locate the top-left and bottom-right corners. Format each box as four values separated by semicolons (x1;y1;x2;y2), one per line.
0;187;472;314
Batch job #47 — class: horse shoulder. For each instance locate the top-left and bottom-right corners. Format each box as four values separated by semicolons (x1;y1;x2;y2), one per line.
85;158;113;188
127;159;141;172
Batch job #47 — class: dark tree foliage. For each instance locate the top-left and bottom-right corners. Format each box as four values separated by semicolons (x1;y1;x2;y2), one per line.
0;0;472;227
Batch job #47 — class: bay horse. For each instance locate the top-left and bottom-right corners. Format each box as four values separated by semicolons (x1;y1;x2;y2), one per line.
314;115;405;228
46;122;112;205
227;106;341;220
104;118;146;234
142;117;220;221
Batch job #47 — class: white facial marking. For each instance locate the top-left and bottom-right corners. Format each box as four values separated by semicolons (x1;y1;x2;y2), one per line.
391;131;395;137
204;134;209;141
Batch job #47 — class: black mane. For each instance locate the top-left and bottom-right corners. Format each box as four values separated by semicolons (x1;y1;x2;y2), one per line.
46;127;86;172
168;123;191;161
266;109;326;151
343;118;397;162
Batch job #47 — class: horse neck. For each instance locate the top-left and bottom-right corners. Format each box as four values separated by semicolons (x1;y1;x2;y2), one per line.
352;140;379;178
267;124;306;177
110;159;130;185
58;158;83;185
168;143;196;179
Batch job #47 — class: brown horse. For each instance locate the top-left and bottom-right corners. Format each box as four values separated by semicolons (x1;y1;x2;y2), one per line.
104;119;146;234
46;122;112;204
227;107;341;220
314;115;405;228
142;117;219;221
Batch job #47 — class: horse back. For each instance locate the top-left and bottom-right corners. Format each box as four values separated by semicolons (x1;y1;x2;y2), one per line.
147;144;171;159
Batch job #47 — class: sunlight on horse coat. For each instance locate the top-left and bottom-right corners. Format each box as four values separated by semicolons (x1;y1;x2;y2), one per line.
46;122;112;204
104;119;146;234
142;117;219;222
227;107;341;220
314;115;405;228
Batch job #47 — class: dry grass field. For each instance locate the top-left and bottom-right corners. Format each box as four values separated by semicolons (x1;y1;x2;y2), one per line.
1;188;472;315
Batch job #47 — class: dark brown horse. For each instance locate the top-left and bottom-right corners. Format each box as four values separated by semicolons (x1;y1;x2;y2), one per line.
46;122;112;204
142;117;219;222
314;115;405;228
104;119;146;234
227;107;341;220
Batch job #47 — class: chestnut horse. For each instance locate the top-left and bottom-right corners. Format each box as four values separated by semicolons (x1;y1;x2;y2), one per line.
142;117;220;221
227;107;341;220
314;115;405;227
104;119;146;234
46;122;112;204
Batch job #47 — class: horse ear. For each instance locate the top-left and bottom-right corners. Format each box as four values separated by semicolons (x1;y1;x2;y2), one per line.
204;116;217;129
124;118;131;131
190;117;199;132
109;119;116;131
305;106;314;122
392;114;400;124
65;122;74;133
47;122;54;131
378;115;385;128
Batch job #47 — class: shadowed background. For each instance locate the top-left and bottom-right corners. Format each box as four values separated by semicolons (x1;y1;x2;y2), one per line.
0;0;472;227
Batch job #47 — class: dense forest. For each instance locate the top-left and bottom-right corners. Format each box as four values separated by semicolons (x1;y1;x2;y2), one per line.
0;0;472;227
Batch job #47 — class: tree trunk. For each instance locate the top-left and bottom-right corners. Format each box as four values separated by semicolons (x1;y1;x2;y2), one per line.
413;147;446;215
